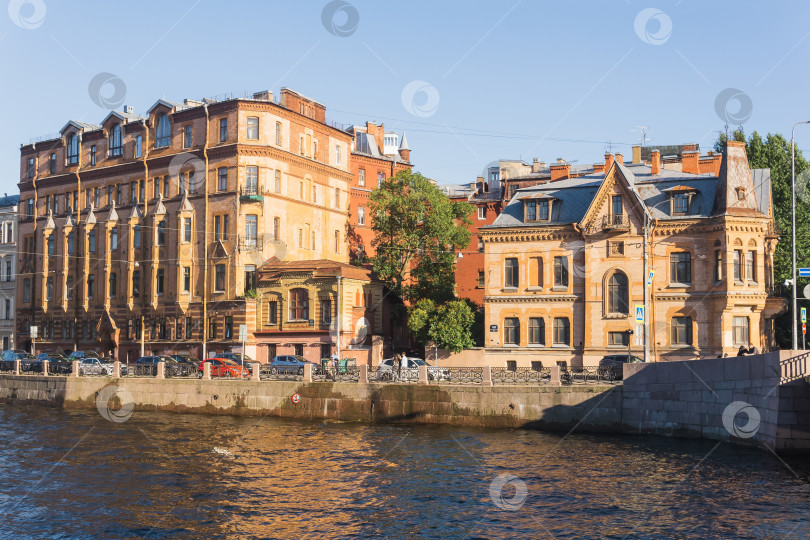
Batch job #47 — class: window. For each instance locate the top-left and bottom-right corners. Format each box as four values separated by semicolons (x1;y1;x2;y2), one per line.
4;299;9;320
529;318;545;345
5;261;10;282
88;144;96;166
553;256;569;287
746;251;756;282
218;167;228;191
107;185;114;206
538;200;549;220
23;278;30;302
183;267;191;293
47;236;54;255
358;207;365;226
66;276;73;300
612;195;623;216
153;177;160;199
607;272;629;314
377;172;385;187
27;157;34;178
185;317;193;339
673;193;688;214
553;317;570;345
477;270;485;288
670;252;691;284
244;264;256;292
133;225;141;248
273;217;280;240
94;187;100;209
290;288;309;320
359;168;365;187
223;215;229;240
672;317;693;345
245;166;259;195
157;221;166;246
504;317;520;345
133;271;140;297
733;316;749;346
110;124;122;156
215;264;225;291
245;215;258;246
111;227;118;250
608;331;629;346
274;170;281;192
321;299;332;324
178;172;186;195
156;269;164;295
88;230;96;253
49;153;56;174
183;218;192;243
26;199;33;218
155;113;170;148
733;250;742;282
268;301;278;325
67;134;79;164
478;237;484;253
219;118;228;142
135;136;142;158
714;249;722;282
525;201;536;221
334;187;340;208
215;216;221;241
299;136;305;156
275;121;282;145
224;316;233;339
109;272;117;297
130;181;138;203
334;230;340;253
46;277;53;301
67;231;75;254
504;258;519;288
335;145;342;165
478;206;486;220
209;317;217;340
183;125;192;148
246;117;259;140
87;274;95;298
163;175;169;198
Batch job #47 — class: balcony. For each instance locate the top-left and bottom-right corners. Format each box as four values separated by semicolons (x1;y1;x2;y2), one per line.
602;214;630;231
240;185;263;202
239;236;261;252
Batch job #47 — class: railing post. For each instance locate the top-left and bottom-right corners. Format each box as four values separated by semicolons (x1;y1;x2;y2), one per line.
418;365;428;384
482;365;493;386
303;363;313;382
156;361;165;379
13;359;20;376
358;364;368;384
549;365;561;385
42;360;49;376
252;363;260;381
113;361;121;378
203;362;211;380
71;360;79;377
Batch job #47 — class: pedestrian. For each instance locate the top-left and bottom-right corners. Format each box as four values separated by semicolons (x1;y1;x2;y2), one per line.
393;353;401;381
397;353;404;379
737;345;747;357
330;348;339;379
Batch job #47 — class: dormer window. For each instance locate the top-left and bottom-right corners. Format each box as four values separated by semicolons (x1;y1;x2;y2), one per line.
672;193;689;214
66;134;79;165
736;187;746;201
524;198;552;222
109;124;122;157
155;113;170;148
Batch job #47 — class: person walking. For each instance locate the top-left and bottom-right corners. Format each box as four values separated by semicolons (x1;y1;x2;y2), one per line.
330;349;339;380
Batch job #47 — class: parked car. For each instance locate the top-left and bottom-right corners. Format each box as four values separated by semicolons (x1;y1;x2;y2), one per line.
376;356;450;382
198;358;250;378
34;352;72;374
215;352;256;369
2;350;37;372
68;351;99;361
267;355;318;375
597;354;643;380
170;354;201;368
78;357;112;376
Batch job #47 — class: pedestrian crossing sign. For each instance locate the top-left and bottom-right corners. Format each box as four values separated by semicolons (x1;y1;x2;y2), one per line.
635;305;644;323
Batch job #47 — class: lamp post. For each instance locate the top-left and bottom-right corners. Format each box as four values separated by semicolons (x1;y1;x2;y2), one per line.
791;121;810;351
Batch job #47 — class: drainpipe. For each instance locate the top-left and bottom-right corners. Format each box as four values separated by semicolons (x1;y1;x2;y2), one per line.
141;120;150;358
202;104;210;360
642;213;649;362
73;132;83;352
31;144;38;352
336;274;341;359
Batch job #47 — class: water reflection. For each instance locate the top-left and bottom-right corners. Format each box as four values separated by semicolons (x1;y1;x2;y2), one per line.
0;406;807;539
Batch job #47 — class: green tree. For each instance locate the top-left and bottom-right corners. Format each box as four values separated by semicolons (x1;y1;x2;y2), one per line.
370;169;473;302
406;298;475;353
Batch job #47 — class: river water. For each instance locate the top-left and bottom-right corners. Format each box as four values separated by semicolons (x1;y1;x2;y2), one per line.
0;405;808;539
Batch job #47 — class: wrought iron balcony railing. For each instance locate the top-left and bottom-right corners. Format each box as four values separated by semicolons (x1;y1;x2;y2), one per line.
602;214;630;231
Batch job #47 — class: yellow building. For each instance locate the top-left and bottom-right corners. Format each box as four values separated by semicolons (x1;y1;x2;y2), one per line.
481;141;785;366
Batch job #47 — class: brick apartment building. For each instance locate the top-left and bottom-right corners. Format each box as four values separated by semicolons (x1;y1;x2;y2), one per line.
16;88;353;362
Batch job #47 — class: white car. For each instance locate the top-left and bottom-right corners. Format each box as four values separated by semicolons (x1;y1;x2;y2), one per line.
79;357;112;376
376;357;450;382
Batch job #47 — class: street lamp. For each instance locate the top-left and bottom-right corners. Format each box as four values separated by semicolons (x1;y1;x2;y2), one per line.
791;121;810;350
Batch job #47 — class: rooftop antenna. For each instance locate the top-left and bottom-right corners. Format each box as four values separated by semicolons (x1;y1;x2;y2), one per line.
632;126;650;146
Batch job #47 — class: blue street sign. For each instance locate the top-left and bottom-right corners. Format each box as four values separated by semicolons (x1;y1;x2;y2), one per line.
802;307;807;324
634;305;644;323
800;268;810;277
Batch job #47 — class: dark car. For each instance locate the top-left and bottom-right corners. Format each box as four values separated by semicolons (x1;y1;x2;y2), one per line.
2;350;37;372
198;358;250;378
215;352;256;369
35;352;72;374
267;355;318;375
598;354;643;380
170;355;201;368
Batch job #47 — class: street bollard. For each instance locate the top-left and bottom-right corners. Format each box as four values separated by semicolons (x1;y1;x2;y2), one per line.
71;360;79;377
203;362;211;380
303;363;313;383
482;365;493;386
42;360;49;376
252;363;260;381
418;365;428;384
13;359;20;376
549;366;561;385
358;364;368;384
156;361;165;379
113;361;121;378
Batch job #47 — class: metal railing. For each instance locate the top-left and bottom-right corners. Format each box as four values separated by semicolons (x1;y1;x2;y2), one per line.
439;367;483;385
259;364;303;381
561;366;622;385
123;364;157;377
240;185;261;197
369;366;420;383
602;214;630;230
780;351;810;383
238;236;261;252
492;367;550;385
165;363;198;378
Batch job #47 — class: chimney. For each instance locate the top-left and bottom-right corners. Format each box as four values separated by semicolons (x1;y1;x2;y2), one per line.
550;162;570;181
604;152;614;172
683;142;699;152
365;122;385;154
651;149;661;175
632;145;641;164
531;158;543;173
681;150;699;174
252;90;273;101
615;152;624;165
593;163;605;174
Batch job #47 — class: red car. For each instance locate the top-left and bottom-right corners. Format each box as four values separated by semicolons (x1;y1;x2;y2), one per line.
198;358;250;378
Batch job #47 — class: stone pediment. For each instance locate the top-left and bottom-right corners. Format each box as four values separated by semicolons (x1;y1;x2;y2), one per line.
212;240;229;259
43;210;55;231
151;194;166;215
107;201;119;223
126;204;144;221
85;206;97;226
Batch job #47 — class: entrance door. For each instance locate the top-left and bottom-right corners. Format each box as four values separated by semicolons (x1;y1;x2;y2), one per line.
320;343;331;360
294;344;304;356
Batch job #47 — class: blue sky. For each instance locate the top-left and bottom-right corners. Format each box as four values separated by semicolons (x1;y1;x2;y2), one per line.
1;0;809;194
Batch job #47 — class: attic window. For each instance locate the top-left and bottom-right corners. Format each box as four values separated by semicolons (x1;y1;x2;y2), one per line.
525;199;550;222
736;187;746;201
672;193;689;215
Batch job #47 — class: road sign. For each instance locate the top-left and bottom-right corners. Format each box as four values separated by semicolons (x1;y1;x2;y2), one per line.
30;325;37;338
634;305;644;323
802;308;807;324
803;324;807;335
238;324;247;341
800;268;810;277
292;393;301;404
489;325;498;332
805;284;810;299
647;269;655;286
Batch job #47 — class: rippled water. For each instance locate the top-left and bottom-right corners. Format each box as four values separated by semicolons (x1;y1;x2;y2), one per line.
0;405;808;539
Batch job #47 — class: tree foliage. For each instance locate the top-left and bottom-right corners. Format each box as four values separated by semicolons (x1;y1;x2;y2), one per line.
407;298;475;353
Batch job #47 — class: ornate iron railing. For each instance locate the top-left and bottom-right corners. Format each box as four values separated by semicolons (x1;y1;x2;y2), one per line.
0;360;14;373
47;362;72;375
561;366;621;384
780;351;810;384
439;367;483;385
259;364;303;381
123;364;157;377
601;214;630;230
492;367;550;385
369;366;420;383
165;363;198;378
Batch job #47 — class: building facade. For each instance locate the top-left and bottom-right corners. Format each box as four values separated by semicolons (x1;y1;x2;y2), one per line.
17;88;352;361
0;195;19;351
481;141;785;367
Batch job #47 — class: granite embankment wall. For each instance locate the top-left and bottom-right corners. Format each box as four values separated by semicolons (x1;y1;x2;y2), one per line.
0;351;808;452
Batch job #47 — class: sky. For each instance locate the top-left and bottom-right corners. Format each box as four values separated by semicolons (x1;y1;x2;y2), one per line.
1;0;809;194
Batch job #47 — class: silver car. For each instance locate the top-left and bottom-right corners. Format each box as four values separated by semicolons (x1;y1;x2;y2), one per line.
78;357;112;376
376;357;450;382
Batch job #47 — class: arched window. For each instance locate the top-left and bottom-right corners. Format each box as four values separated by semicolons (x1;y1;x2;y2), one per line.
607;271;629;314
67;134;79;164
289;288;309;320
155;113;170;148
109;124;122;157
